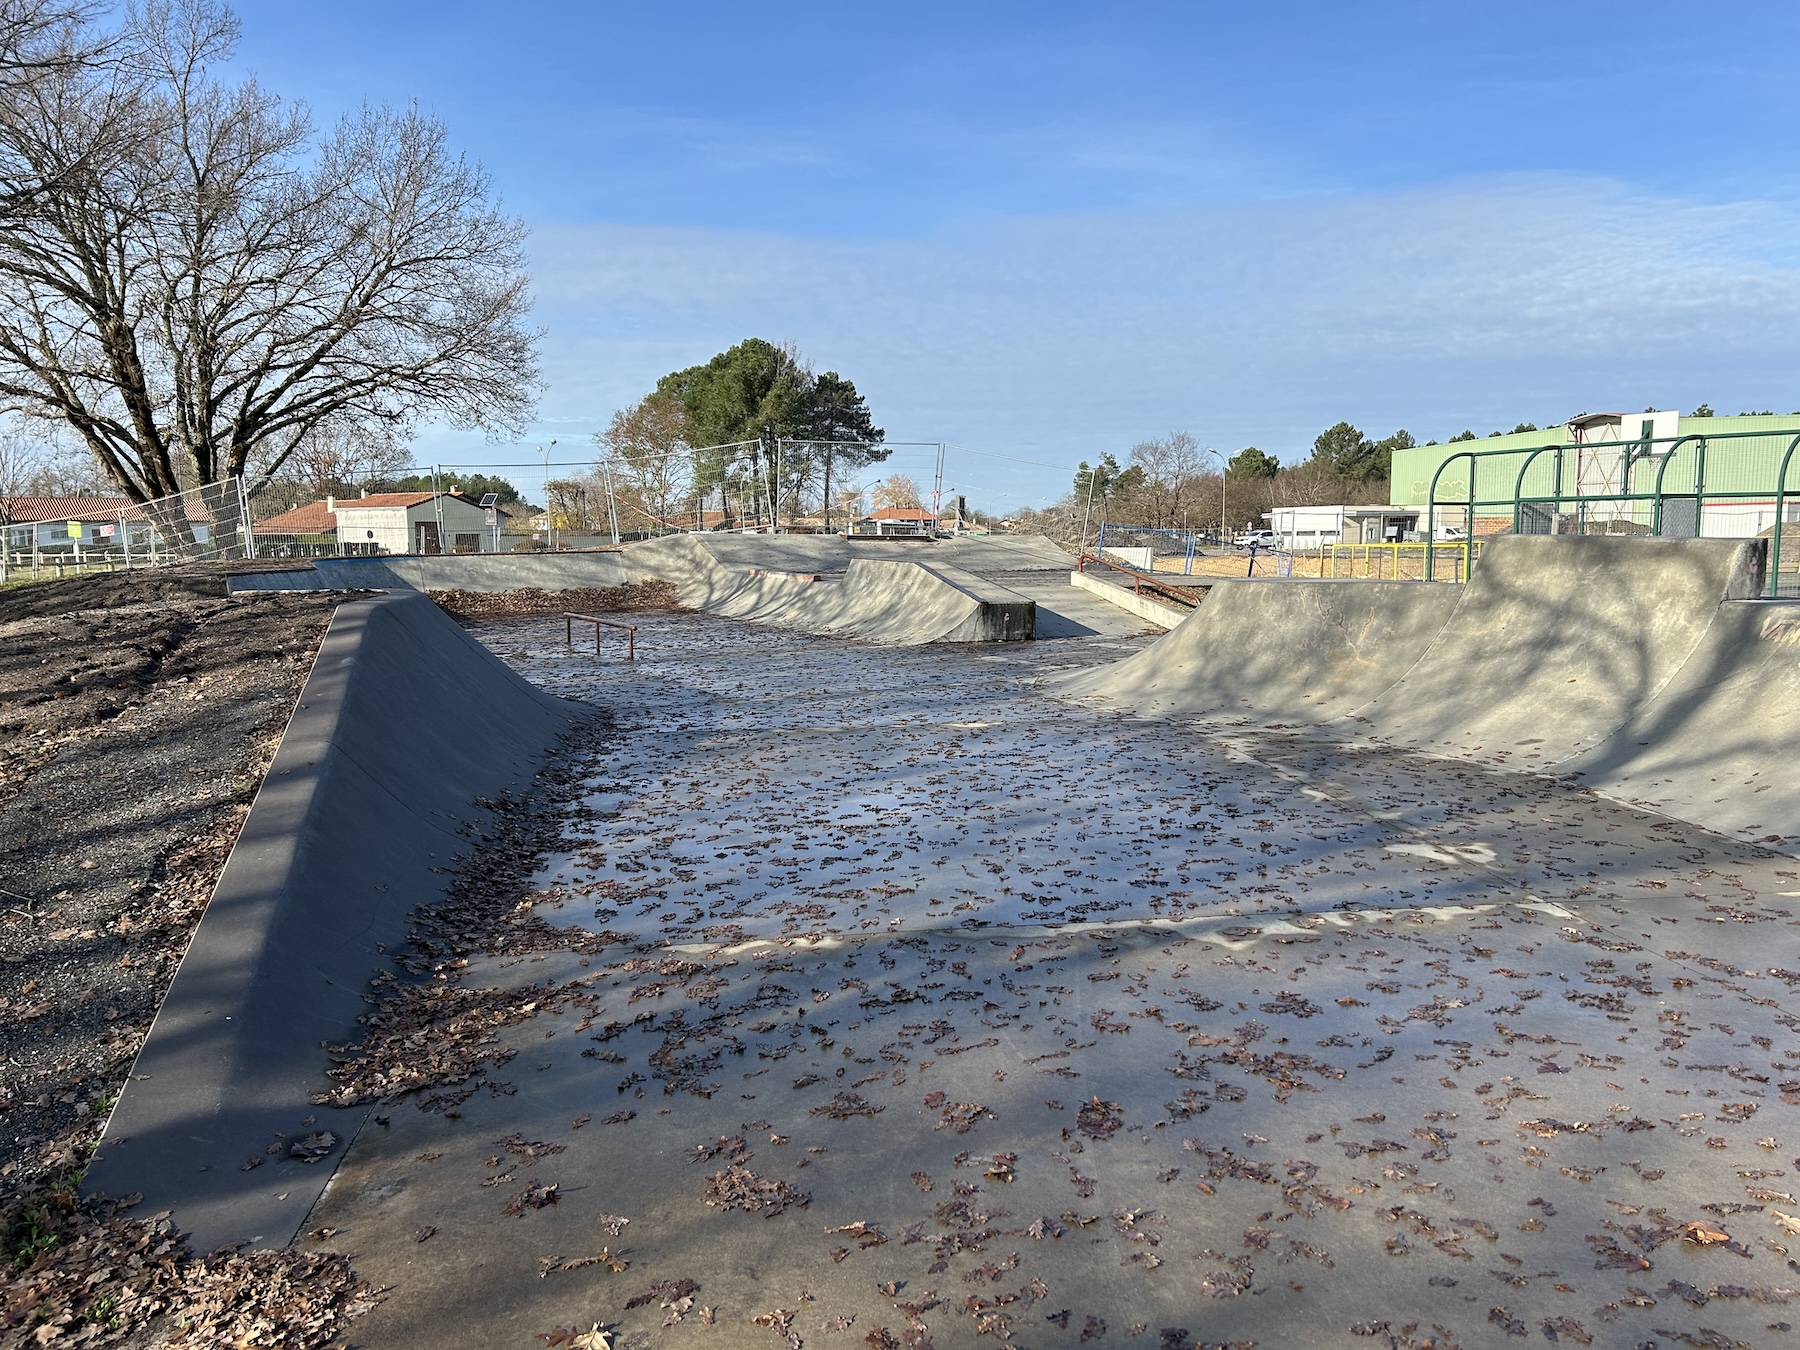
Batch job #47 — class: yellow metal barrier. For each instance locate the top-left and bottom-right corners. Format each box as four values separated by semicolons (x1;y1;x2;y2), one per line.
1326;540;1480;583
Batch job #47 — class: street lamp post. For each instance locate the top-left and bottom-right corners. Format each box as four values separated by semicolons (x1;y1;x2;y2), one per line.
539;438;558;548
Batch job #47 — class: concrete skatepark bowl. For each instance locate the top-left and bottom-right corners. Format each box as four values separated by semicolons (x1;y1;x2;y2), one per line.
89;536;1800;1348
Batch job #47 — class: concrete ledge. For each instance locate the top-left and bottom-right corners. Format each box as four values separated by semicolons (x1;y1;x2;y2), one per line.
1069;569;1190;629
227;551;631;594
83;592;585;1252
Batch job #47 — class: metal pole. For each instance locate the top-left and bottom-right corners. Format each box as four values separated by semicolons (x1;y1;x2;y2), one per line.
1773;435;1800;598
932;443;945;537
236;477;254;560
1078;468;1098;554
601;462;621;544
431;464;445;556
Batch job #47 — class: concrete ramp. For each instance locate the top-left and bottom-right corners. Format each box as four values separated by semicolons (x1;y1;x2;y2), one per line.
1352;536;1764;761
228;534;1045;643
83;593;584;1252
1061;578;1462;722
618;535;1032;642
1059;535;1797;852
1565;601;1800;848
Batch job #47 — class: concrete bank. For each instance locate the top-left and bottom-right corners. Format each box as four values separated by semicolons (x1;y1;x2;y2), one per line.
1062;536;1799;849
1352;535;1765;759
227;551;631;594
230;534;1045;644
82;592;585;1252
1061;576;1463;722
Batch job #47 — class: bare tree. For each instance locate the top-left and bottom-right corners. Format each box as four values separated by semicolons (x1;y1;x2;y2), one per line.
535;477;589;533
278;423;414;499
0;415;44;495
1126;431;1203;528
5;422;101;494
597;393;693;531
871;473;922;510
0;0;538;505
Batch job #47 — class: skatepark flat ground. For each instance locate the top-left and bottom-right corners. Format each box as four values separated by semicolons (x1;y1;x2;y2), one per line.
304;610;1800;1350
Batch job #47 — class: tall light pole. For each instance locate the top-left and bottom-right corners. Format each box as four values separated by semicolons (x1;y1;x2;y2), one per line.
1203;448;1228;546
539;438;558;548
1077;465;1099;555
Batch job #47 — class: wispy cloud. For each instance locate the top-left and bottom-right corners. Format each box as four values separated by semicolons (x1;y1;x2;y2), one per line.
419;174;1800;506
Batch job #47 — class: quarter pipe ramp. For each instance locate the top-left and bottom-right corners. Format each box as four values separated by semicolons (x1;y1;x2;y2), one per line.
1060;535;1797;849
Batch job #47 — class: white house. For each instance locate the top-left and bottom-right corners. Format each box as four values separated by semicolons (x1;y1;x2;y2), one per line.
1;495;202;553
258;490;506;554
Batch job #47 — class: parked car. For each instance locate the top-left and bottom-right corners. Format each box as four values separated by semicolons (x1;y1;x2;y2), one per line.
1434;525;1468;541
1233;529;1278;549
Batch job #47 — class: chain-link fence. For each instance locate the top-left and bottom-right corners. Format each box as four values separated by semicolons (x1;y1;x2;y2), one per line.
1092;523;1203;574
240;477;387;559
2;478;256;581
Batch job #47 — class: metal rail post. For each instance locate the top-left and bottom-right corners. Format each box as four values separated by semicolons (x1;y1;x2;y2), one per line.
565;612;637;659
1773;434;1800;598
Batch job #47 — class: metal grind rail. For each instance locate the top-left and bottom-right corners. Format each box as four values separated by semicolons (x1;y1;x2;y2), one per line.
564;611;637;659
1076;553;1203;608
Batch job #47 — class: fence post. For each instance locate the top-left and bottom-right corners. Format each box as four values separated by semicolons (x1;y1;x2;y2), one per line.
237;477;256;560
1774;435;1800;598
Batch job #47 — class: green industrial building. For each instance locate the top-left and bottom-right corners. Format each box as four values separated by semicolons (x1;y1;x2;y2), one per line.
1388;410;1800;538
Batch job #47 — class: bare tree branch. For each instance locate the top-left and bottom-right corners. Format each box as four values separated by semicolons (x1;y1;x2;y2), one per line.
0;0;539;501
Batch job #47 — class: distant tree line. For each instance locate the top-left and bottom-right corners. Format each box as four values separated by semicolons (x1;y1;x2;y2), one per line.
1010;421;1412;545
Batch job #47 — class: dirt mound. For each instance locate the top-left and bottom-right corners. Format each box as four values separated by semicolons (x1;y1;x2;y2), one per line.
0;565;245;622
427;579;678;620
0;590;344;1195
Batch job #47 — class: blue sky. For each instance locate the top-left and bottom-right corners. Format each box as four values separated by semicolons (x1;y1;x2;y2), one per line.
233;1;1800;510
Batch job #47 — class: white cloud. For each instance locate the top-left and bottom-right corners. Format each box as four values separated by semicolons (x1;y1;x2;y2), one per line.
415;173;1800;507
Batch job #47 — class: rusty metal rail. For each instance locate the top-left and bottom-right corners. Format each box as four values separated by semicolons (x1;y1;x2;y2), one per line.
564;611;637;659
1076;554;1202;609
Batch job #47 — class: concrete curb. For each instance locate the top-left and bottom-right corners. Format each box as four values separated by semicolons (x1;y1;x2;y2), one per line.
1068;568;1189;628
82;592;586;1252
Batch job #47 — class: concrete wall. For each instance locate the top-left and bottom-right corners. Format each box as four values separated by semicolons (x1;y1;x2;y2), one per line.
83;593;585;1252
1069;568;1185;628
228;535;1041;644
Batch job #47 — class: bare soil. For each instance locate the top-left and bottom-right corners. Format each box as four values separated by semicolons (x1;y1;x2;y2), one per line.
0;568;376;1346
426;579;678;621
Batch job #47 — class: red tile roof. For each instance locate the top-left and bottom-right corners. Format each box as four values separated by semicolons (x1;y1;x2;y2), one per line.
256;491;500;535
2;494;136;523
333;492;440;510
867;506;937;521
256;501;338;533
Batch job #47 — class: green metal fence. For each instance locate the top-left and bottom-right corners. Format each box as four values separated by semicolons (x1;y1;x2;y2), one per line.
1424;428;1800;598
